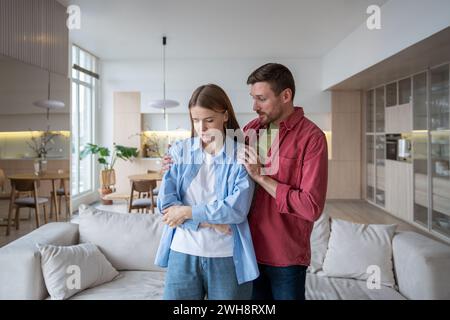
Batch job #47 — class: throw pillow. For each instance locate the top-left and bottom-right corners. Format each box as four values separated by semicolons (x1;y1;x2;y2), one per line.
322;218;397;287
38;242;119;300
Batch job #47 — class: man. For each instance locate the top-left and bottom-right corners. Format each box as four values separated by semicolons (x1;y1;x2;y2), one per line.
162;63;328;300
240;63;328;300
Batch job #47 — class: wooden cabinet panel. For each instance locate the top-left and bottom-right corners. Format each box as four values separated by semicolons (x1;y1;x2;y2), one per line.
385;103;413;133
385;160;413;222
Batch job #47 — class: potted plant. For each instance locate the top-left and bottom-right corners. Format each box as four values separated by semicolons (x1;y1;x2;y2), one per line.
80;143;139;204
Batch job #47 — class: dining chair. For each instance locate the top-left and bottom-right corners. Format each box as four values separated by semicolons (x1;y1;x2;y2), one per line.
49;178;70;221
6;179;49;236
128;180;156;214
0;168;7;199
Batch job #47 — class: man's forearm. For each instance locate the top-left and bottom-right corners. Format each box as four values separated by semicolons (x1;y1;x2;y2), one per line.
254;175;278;198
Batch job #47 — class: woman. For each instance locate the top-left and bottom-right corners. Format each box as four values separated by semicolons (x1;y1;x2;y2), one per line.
154;84;259;300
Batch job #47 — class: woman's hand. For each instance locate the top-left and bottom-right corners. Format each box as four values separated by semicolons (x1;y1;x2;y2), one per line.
162;206;192;228
161;150;173;174
200;223;232;235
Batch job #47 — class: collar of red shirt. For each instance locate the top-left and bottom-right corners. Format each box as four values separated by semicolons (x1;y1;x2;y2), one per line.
258;106;304;131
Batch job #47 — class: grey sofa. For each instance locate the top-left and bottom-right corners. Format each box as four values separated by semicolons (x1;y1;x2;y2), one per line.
0;208;449;300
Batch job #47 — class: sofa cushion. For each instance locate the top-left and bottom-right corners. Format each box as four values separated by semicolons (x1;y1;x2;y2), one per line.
308;212;330;273
0;223;79;300
393;231;450;300
69;271;165;300
78;205;165;272
322;219;397;287
306;274;405;300
38;243;119;300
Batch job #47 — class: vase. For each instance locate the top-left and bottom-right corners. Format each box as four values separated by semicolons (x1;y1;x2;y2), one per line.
34;157;48;176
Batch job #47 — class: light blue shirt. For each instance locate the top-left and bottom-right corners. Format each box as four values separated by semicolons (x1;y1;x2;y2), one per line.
154;136;259;284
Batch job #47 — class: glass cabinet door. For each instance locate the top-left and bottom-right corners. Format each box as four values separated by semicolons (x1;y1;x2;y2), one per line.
413;131;429;227
376;86;385;133
399;78;412;105
366;90;374;133
386;82;397;107
430;64;449;131
431;131;450;236
413;72;428;130
430;63;450;236
366;134;375;202
375;134;385;207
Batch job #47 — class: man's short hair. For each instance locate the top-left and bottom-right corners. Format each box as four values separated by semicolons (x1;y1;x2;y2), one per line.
247;63;296;100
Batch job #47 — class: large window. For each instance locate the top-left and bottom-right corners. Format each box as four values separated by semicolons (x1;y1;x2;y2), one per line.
71;45;98;197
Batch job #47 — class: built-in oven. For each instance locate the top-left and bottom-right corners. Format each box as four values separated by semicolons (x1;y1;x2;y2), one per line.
386;134;411;161
386;134;401;160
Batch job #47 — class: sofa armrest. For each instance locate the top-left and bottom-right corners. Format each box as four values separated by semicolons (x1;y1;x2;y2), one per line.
393;231;450;300
0;222;79;300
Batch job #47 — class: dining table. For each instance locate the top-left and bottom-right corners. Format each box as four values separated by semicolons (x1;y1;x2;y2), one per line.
128;172;163;182
7;172;70;222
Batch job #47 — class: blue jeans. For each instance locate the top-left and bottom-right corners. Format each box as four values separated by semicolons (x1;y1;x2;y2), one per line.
163;250;252;300
252;264;307;300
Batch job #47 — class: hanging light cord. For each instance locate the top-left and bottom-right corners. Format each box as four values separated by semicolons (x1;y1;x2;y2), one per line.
162;36;167;120
46;70;51;119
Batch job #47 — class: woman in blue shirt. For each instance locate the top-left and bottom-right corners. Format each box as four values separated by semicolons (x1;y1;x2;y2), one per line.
155;84;259;300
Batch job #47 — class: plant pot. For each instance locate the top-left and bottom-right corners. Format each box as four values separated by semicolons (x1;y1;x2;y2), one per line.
101;169;116;187
100;169;116;205
100;187;113;205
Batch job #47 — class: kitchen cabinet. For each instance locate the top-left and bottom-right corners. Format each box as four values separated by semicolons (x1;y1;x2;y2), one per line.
366;135;375;202
413;72;428;130
366;90;375;133
430;64;449;131
375;86;385;133
399;78;412;105
375;134;386;206
431;131;450;236
386;160;413;222
412;64;450;238
365;88;385;207
386;82;397;107
385;103;412;133
366;62;450;242
413;132;429;227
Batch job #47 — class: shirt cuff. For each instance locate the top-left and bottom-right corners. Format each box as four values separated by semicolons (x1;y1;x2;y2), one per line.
276;183;291;214
192;204;207;223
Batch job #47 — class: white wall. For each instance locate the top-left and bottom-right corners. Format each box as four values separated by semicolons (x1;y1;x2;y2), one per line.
100;58;331;148
322;0;450;90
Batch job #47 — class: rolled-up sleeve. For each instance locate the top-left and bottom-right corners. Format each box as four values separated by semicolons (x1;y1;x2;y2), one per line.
275;133;328;222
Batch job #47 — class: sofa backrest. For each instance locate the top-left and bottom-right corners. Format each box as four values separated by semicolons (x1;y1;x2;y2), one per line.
78;206;165;272
0;223;79;300
392;231;450;300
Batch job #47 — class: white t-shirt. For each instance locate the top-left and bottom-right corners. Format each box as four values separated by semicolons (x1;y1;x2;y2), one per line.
170;151;234;257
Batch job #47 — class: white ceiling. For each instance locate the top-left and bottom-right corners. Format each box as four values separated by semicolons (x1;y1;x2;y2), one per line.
58;0;388;60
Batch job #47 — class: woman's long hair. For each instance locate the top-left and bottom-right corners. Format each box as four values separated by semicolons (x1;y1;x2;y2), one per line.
188;84;240;138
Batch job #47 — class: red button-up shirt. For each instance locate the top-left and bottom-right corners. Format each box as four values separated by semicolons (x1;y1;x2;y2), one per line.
243;107;328;267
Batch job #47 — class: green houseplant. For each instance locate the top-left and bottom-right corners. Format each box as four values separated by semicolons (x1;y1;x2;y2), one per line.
80;143;139;204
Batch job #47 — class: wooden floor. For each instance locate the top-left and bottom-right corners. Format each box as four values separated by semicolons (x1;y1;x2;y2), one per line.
0;198;441;247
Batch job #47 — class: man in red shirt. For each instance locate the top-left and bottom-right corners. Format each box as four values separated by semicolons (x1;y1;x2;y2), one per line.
162;63;328;300
241;63;328;300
